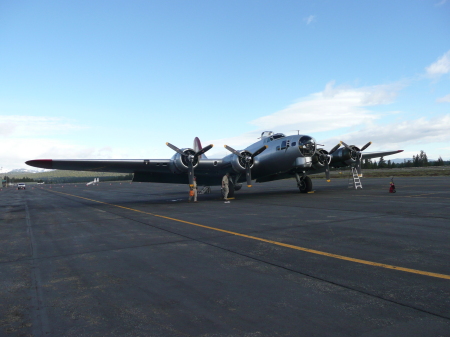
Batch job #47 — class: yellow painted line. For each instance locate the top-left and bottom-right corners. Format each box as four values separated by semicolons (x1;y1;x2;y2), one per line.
51;190;450;280
336;193;450;200
405;193;445;198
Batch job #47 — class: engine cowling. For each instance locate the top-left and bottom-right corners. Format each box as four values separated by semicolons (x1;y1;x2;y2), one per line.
330;146;360;167
171;148;199;173
230;150;253;172
312;148;329;169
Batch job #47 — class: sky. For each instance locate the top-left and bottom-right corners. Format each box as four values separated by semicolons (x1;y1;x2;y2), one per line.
1;0;449;171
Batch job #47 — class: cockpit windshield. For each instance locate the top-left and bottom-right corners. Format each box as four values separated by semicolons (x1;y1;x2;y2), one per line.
264;133;286;143
298;136;316;156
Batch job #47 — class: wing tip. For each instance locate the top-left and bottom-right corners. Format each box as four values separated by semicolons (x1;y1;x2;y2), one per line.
25;159;53;169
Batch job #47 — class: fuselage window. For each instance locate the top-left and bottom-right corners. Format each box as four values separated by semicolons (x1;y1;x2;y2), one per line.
281;141;287;150
291;142;296;146
276;146;280;151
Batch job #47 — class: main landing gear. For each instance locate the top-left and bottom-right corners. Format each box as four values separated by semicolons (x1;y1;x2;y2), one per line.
221;181;236;199
295;173;312;193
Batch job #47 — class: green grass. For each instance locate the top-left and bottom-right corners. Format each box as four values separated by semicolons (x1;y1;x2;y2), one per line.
313;165;450;179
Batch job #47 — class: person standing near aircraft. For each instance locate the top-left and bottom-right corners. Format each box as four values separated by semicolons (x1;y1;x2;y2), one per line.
222;173;230;203
189;176;198;202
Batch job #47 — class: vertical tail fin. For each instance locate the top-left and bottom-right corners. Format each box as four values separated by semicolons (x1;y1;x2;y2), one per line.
193;137;207;159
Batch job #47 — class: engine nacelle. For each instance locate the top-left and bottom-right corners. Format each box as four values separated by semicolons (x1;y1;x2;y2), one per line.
230;151;258;172
170;148;199;173
312;148;329;169
329;146;360;167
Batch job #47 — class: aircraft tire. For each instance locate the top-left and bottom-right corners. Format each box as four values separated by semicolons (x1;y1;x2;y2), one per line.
299;176;312;193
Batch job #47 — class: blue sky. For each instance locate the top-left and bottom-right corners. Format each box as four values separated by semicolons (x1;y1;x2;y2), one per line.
1;0;449;171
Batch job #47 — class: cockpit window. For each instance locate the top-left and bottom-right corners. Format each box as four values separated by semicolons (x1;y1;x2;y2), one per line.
298;136;315;156
272;133;285;140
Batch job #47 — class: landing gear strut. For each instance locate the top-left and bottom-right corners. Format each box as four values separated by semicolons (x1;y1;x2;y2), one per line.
295;173;312;193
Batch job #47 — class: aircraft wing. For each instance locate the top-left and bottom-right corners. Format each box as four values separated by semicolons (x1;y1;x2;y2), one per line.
25;158;228;185
361;150;404;160
25;159;170;173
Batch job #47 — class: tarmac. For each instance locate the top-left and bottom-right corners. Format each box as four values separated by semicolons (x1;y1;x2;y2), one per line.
1;176;449;336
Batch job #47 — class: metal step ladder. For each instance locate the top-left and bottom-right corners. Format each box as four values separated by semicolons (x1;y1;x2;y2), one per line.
198;186;211;194
348;167;363;189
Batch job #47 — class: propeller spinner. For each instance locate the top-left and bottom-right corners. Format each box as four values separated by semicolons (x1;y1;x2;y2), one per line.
224;144;268;187
166;142;213;187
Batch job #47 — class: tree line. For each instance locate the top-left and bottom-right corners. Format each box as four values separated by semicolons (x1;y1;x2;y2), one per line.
362;150;447;169
2;173;133;184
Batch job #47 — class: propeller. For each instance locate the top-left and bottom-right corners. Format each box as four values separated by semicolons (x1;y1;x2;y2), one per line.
315;142;341;182
340;141;372;177
166;142;213;187
224;144;268;187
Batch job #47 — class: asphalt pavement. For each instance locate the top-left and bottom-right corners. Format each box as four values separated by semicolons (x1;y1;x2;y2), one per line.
1;176;449;336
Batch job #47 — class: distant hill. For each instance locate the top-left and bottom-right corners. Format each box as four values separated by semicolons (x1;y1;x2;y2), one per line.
3;169;132;184
7;168;52;174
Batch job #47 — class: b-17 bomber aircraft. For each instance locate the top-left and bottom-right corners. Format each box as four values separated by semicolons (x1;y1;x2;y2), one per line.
26;131;403;196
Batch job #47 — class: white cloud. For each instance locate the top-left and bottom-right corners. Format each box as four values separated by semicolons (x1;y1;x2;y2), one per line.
435;0;448;6
1;137;149;172
437;93;450;102
206;80;450;161
250;81;401;132
206;81;403;154
320;115;450;151
0;115;87;138
426;50;450;77
304;15;316;25
0;115;151;171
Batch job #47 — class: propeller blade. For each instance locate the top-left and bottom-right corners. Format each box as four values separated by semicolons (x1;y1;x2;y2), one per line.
356;153;363;177
187;160;194;187
329;143;341;154
324;156;331;182
195;144;213;157
166;142;186;156
340;141;353;152
356;153;364;177
224;145;243;157
360;141;372;152
245;165;252;187
251;145;268;158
